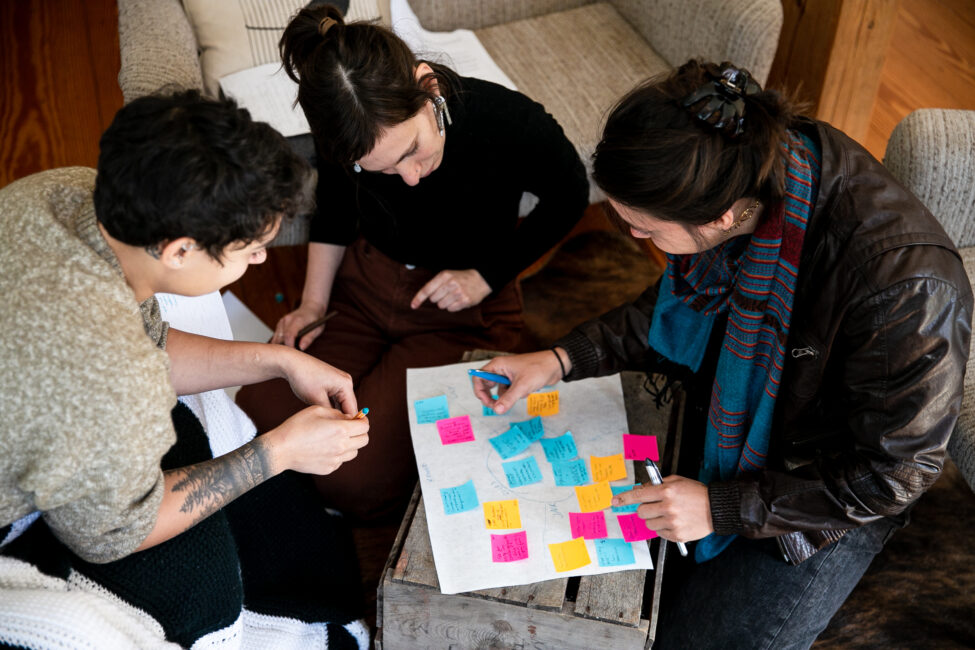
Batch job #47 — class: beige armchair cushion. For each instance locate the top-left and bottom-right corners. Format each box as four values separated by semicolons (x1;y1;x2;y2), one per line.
476;3;670;178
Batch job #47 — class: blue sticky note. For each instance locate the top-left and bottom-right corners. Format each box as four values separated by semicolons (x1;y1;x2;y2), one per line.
611;484;640;513
551;458;590;486
594;538;636;567
440;479;479;515
512;416;544;442
502;456;544;488
483;405;500;417
488;424;533;459
415;395;449;424
540;432;578;462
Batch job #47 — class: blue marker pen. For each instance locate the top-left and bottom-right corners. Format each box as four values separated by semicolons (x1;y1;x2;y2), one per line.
467;369;512;385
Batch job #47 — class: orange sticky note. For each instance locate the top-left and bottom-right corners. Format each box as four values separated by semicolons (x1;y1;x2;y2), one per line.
574;482;613;513
590;453;627;482
483;499;522;529
548;537;591;572
527;390;559;416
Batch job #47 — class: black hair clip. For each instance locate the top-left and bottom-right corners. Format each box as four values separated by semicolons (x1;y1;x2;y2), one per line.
681;63;761;138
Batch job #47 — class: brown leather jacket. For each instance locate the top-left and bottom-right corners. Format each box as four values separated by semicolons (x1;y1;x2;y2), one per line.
557;119;973;564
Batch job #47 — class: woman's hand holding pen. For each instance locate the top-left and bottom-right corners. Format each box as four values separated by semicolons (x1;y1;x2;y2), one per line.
267;405;369;476
274;301;329;350
279;350;357;415
411;269;491;312
472;349;570;415
612;475;714;544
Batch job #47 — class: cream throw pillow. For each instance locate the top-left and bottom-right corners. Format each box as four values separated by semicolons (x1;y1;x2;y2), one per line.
182;0;383;97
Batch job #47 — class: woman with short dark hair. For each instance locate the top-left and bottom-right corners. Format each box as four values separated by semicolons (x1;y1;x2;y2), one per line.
471;60;972;647
236;4;589;523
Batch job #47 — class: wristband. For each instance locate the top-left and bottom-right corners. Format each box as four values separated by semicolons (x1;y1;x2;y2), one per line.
550;347;567;380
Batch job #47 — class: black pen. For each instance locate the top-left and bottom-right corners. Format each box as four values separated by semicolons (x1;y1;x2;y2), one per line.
644;457;689;557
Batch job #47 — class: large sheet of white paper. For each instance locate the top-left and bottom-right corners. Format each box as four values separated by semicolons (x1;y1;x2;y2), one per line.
407;360;653;595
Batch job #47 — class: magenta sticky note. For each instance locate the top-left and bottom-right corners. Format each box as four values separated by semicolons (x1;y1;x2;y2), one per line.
622;434;659;461
569;511;608;539
617;513;658;542
436;415;475;445
491;530;529;562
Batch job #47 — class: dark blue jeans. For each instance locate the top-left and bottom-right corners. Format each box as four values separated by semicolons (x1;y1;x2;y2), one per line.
654;518;899;649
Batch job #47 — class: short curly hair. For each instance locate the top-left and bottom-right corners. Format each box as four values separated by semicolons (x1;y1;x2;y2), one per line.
94;89;313;260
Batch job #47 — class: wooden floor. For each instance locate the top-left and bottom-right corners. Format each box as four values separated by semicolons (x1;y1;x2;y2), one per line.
2;0;975;642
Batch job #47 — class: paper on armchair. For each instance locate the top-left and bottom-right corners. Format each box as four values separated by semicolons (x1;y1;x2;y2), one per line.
219;63;310;138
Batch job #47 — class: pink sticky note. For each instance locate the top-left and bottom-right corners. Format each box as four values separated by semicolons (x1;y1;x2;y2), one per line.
569;511;608;539
617;513;658;542
622;433;659;461
437;415;475;445
491;530;529;562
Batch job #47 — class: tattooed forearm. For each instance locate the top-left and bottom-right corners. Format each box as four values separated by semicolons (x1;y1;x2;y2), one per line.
169;437;274;526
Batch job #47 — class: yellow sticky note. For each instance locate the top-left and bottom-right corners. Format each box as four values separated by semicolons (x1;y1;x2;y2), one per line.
527;390;560;416
574;482;613;513
590;453;627;482
549;537;591;572
483;499;522;529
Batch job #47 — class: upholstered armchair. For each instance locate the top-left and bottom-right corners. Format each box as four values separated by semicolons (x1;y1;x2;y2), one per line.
884;108;975;493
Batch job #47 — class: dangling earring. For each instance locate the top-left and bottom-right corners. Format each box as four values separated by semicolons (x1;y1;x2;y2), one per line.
353;162;362;173
433;95;452;136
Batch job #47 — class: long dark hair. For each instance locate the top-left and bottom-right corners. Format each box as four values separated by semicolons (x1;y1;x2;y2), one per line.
592;60;804;225
280;4;457;166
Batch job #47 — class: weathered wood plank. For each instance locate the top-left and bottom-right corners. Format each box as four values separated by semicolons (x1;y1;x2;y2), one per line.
391;495;439;587
574;569;646;626
383;580;649;650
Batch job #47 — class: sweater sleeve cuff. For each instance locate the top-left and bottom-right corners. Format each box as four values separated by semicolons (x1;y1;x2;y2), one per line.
555;330;599;381
708;481;743;535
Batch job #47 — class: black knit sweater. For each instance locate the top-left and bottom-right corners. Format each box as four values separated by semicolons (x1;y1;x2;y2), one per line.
309;76;590;291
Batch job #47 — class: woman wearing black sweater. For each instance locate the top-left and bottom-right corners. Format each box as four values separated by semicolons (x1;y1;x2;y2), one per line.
236;4;589;522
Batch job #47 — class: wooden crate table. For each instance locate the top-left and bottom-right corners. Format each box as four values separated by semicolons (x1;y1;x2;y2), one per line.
376;371;685;650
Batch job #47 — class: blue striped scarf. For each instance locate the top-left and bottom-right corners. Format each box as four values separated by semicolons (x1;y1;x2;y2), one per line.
648;131;821;562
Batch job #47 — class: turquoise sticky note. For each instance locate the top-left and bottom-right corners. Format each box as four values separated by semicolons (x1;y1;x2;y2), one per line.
502;456;544;488
551;458;590;486
483;405;500;417
512;416;544;442
440;479;479;515
415;395;449;424
540;432;578;462
611;484;640;513
594;538;636;567
488;424;533;459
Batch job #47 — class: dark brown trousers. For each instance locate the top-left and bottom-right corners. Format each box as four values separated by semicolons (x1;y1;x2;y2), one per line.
236;239;523;522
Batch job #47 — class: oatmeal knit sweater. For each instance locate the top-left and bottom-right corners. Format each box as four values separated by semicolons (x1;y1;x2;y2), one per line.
0;168;176;563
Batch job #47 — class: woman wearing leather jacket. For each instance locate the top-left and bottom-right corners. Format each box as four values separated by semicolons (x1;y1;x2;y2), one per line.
471;60;973;648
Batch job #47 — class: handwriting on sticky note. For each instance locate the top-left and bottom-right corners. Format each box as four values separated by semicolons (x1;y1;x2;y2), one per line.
551;458;590;486
512;416;544;441
527;390;559;416
610;484;640;513
414;395;449;424
502;456;544;488
594;538;637;567
491;530;529;562
540;432;578;462
483;499;522;529
617;513;658;542
622;433;659;461
590;453;627;482
436;415;475;445
440;480;479;515
488;425;533;459
574;482;613;513
548;537;591;572
569;511;608;539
